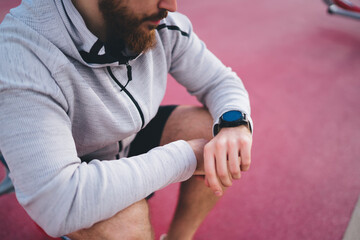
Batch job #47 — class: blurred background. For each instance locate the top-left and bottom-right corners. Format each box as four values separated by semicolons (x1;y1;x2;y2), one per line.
1;0;360;239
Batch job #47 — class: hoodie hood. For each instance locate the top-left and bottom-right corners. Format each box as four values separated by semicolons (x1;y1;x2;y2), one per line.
10;0;139;67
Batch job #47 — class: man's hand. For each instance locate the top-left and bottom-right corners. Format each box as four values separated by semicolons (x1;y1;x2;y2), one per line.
203;125;252;196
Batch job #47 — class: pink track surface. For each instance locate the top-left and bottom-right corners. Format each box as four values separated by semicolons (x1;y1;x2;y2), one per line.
1;0;360;239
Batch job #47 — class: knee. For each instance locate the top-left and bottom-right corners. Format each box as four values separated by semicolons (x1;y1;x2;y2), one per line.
123;222;153;240
122;201;153;240
67;200;153;240
161;105;213;144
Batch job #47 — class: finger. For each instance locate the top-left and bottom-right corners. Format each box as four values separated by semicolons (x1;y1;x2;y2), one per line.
239;137;252;171
204;176;210;188
215;141;232;187
228;140;241;179
204;145;223;196
227;162;234;181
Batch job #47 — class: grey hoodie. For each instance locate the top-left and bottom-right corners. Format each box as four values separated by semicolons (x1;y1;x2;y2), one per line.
0;0;252;237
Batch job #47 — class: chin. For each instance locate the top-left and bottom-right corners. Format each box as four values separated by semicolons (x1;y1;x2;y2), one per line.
148;25;158;31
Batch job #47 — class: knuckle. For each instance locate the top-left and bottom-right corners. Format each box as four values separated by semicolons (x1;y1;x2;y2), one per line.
239;133;252;143
230;167;240;176
241;165;249;172
241;162;251;171
218;174;232;187
207;179;220;189
234;173;242;179
215;139;226;150
242;157;251;166
222;180;233;187
242;160;251;166
238;137;249;146
204;143;213;152
211;186;221;193
227;140;237;150
242;164;250;170
218;172;228;179
229;159;239;168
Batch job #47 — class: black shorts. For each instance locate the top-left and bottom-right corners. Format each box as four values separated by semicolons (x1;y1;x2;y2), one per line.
128;105;178;157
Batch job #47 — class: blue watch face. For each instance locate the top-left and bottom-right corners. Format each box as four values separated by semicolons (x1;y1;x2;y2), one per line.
222;111;243;122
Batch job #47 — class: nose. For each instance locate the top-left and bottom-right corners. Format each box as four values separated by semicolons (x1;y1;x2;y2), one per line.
158;0;177;12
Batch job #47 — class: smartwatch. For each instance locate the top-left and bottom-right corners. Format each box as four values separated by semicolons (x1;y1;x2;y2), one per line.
213;110;251;135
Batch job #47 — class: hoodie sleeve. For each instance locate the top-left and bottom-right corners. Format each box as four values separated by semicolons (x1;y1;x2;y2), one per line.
165;13;253;131
0;38;196;237
0;87;196;237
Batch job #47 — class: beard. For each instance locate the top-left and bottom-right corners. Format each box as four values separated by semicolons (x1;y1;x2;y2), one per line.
99;0;168;54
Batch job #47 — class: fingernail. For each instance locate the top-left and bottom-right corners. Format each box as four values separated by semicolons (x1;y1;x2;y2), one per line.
215;191;222;197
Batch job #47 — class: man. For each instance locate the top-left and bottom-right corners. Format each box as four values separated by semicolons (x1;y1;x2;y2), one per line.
0;0;253;239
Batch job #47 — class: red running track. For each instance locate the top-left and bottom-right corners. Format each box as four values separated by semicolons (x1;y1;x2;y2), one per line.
1;0;360;239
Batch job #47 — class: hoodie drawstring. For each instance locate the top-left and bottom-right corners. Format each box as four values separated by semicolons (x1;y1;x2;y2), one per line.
121;61;132;91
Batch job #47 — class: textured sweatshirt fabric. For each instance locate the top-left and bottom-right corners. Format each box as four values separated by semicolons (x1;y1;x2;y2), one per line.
0;0;252;237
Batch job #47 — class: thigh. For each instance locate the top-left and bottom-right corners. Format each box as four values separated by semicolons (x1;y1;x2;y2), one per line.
66;199;153;240
129;105;213;155
160;105;213;145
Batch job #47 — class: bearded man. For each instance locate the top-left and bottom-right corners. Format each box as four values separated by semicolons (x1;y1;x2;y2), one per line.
0;0;253;239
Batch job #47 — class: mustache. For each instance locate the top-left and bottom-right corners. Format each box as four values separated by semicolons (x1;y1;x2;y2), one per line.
142;10;168;22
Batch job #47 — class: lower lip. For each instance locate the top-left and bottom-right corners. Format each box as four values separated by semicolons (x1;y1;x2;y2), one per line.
149;20;161;25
